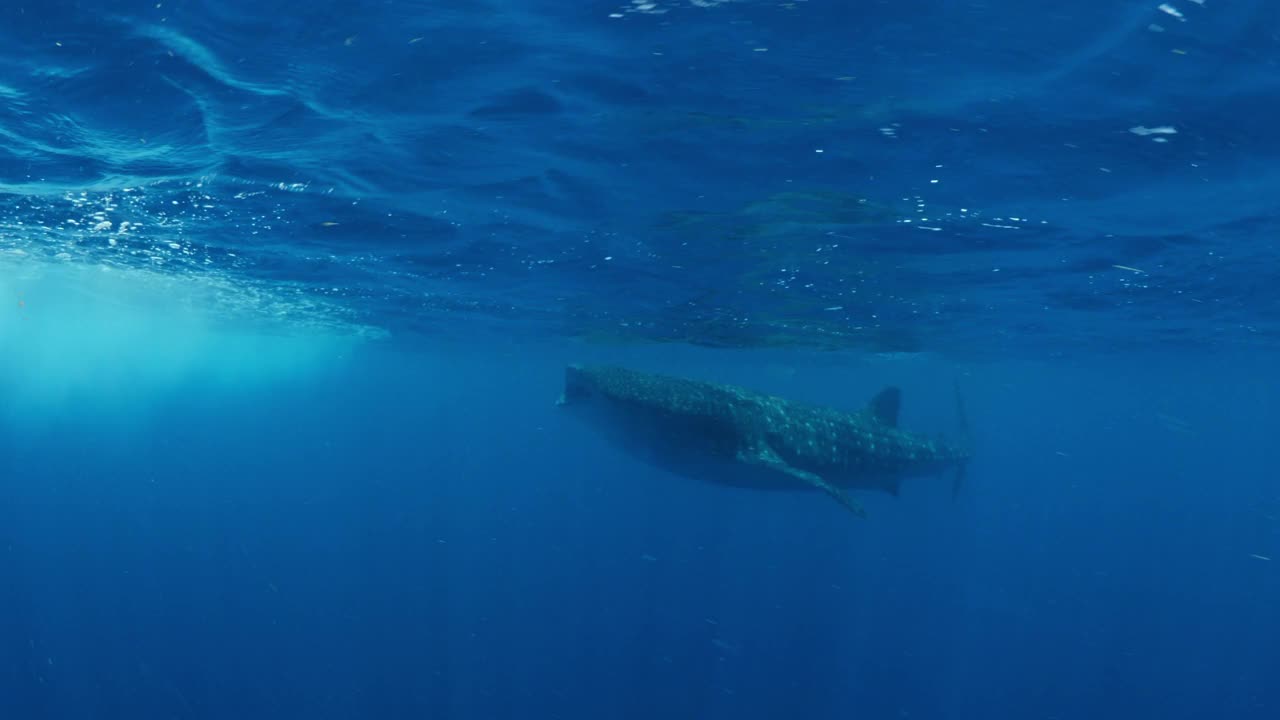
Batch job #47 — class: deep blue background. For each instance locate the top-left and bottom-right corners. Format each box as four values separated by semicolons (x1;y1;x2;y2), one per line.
1;340;1276;719
1;0;1279;717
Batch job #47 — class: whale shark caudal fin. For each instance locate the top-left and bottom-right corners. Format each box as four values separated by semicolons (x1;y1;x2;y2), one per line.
740;447;868;518
953;378;970;444
951;378;971;502
867;387;901;427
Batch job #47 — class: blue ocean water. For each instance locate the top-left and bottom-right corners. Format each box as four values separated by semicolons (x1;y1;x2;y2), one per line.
2;0;1278;718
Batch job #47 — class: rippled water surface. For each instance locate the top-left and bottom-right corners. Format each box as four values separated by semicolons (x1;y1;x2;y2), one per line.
5;0;1278;354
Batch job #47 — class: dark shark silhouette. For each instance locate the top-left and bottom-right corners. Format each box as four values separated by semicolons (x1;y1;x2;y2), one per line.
557;364;971;517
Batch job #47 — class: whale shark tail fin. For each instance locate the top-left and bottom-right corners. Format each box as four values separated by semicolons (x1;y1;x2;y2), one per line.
953;378;971;445
951;378;972;502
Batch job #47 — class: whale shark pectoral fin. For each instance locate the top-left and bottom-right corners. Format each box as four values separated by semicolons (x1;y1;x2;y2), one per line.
740;448;867;518
792;468;867;518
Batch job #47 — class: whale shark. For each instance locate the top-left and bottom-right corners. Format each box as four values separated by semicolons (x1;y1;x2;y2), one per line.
557;364;971;517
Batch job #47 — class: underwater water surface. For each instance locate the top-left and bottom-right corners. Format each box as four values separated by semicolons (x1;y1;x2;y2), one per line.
2;1;1278;718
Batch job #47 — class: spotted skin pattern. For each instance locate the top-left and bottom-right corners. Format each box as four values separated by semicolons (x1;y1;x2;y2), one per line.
559;364;972;517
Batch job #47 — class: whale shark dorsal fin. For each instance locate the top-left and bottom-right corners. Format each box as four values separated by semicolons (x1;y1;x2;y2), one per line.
868;387;901;427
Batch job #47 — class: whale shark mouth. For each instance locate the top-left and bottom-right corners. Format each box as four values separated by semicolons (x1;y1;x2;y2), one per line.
559;364;594;405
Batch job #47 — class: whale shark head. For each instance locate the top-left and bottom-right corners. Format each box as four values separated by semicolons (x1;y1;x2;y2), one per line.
556;364;666;457
557;363;597;407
